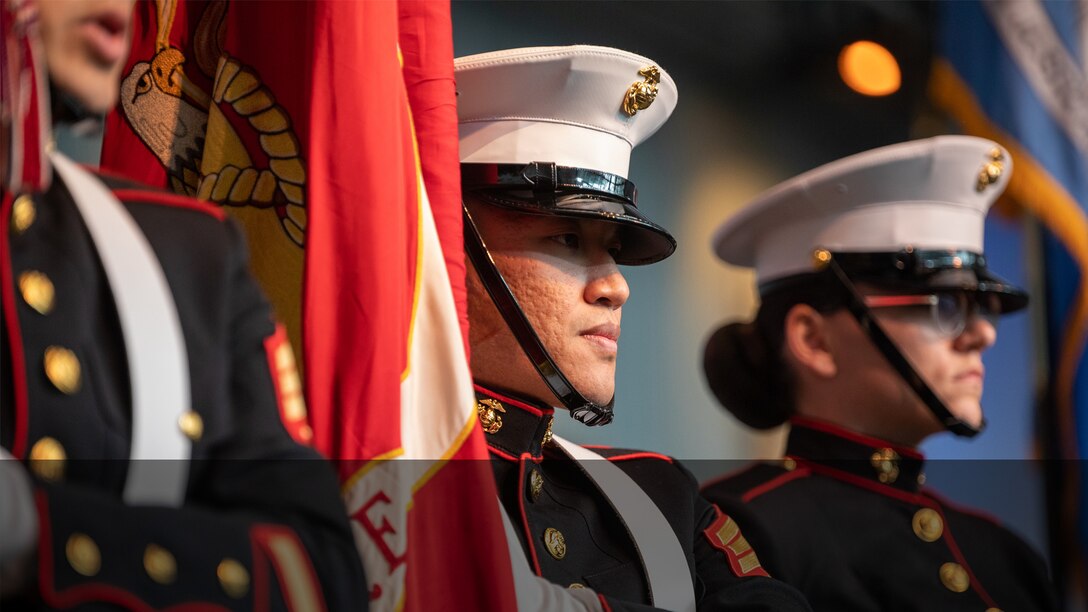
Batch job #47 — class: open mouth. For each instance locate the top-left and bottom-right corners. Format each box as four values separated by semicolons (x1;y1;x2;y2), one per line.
80;10;129;68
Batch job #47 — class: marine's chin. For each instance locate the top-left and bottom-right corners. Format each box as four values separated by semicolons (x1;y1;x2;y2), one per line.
947;398;984;430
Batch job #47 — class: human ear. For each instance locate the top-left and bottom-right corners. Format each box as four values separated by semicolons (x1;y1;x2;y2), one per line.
783;304;838;379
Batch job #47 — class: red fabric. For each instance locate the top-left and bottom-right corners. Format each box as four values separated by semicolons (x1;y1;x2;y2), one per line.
100;2;518;608
303;0;413;464
398;0;470;354
2;0;51;193
0;192;28;457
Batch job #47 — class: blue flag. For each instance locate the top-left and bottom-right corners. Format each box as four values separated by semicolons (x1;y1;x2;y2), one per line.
931;0;1088;603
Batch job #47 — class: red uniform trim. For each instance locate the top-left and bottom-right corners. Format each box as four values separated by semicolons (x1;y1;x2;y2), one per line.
1;192;29;457
600;451;674;463
928;504;999;608
798;460;999;606
34;492;228;611
516;453;543;575
598;593;613;611
789;416;923;460
263;325;312;446
487;445;543;464
740;466;813;503
795;458;923;506
251;525;327;612
488;445;520;463
112;189;227;221
251;531;269;612
474;384;553;418
700;462;765;492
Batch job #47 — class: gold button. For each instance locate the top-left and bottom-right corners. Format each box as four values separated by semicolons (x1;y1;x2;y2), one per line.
19;270;55;315
178;411;203;442
217;558;250;598
543;527;566;560
528;469;544;502
11;194;36;234
29;437;66;481
144;544;177;585
782;457;797;471
66;533;101;577
44;346;81;394
912;508;943;542
568;583;586;589
939;562;970;593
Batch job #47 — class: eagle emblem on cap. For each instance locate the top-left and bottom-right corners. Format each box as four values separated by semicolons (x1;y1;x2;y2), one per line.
975;148;1005;192
622;66;661;116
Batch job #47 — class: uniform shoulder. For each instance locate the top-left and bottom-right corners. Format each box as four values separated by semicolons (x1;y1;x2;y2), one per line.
702;461;810;503
581;445;675;463
94;169;226;221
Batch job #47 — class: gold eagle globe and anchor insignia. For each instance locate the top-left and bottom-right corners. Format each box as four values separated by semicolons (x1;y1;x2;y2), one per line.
976;148;1005;193
870;447;901;484
621;65;661;116
476;399;506;434
119;0;307;247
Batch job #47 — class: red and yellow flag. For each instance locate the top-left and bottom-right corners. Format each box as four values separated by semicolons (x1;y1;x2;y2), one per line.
101;1;517;609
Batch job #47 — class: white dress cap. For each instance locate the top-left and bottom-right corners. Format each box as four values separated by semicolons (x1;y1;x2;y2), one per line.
455;45;678;178
712;136;1012;284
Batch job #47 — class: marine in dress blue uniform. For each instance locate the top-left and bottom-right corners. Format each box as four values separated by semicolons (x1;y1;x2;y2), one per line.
2;160;369;611
457;45;812;612
699;137;1059;611
0;1;367;608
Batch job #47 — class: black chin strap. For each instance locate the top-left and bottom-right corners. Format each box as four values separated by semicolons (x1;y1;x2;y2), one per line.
463;204;615;426
819;251;984;438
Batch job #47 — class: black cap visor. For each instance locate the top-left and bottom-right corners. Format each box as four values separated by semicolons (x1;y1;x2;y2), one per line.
818;249;1028;315
462;162;676;265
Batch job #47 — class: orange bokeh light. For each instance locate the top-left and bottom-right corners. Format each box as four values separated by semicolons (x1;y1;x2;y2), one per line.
838;41;901;97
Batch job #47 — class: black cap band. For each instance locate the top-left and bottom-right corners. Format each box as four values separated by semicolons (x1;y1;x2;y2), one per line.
462;162;637;207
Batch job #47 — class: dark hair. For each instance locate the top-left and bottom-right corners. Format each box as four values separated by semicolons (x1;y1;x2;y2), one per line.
703;272;845;429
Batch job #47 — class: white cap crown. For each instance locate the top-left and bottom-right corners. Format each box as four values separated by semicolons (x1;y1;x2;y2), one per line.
455;45;678;178
712;136;1012;284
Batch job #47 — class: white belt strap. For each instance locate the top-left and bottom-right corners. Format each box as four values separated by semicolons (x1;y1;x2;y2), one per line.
51;153;190;507
552;435;696;612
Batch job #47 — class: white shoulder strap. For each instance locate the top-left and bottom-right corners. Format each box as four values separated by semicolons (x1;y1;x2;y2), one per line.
50;153;190;507
552;435;696;612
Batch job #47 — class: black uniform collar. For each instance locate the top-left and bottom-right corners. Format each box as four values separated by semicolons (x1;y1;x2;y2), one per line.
786;417;926;493
474;385;556;461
